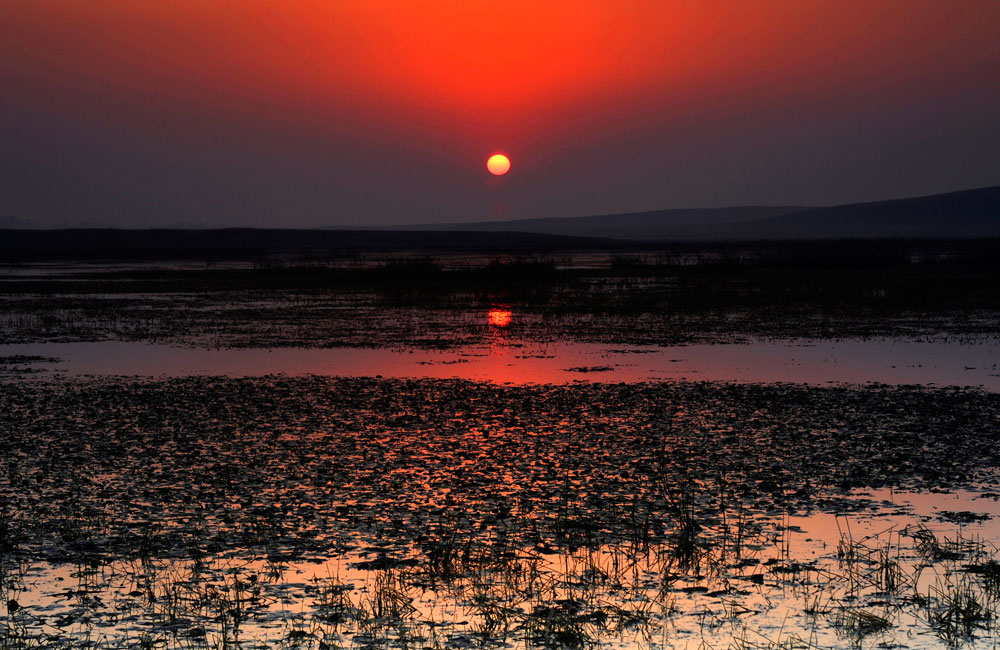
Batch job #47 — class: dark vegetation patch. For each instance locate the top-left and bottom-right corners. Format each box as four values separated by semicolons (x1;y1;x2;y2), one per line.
0;228;610;259
1;240;998;348
3;376;1000;649
0;355;58;364
1;376;998;566
939;511;993;525
0;355;60;375
564;365;616;373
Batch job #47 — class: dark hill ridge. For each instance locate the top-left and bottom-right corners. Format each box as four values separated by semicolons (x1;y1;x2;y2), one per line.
725;185;1000;240
391;185;1000;241
400;205;810;239
2;186;997;258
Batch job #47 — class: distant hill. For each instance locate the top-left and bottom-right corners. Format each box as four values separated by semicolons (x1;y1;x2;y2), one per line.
717;185;1000;240
400;206;809;240
392;185;1000;241
4;187;997;259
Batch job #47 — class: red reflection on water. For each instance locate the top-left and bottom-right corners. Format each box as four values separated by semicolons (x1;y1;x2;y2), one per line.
488;308;512;328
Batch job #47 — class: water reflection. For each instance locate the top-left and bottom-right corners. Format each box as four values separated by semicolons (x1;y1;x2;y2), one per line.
488;306;512;328
7;491;1000;649
3;338;999;390
4;374;1000;648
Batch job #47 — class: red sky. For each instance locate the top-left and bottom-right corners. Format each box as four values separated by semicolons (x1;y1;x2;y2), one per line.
2;1;999;227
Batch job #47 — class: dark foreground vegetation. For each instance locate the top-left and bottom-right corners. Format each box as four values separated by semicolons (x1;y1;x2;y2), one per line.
0;229;611;260
1;239;998;347
4;376;998;563
2;376;1000;648
2;240;1000;648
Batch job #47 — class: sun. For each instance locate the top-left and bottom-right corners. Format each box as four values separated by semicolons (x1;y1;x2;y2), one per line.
487;153;510;176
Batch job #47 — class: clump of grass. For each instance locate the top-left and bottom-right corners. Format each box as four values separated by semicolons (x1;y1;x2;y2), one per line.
907;524;981;562
831;607;893;641
835;522;910;597
924;576;993;644
310;576;359;626
874;541;906;595
731;624;817;650
0;510;21;554
801;590;832;617
967;559;1000;596
418;517;477;582
523;598;603;649
357;569;417;623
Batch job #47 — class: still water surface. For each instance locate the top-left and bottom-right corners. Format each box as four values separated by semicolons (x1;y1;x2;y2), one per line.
3;338;998;389
5;327;1000;647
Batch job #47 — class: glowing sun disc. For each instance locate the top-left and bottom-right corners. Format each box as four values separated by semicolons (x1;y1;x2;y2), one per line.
487;153;510;175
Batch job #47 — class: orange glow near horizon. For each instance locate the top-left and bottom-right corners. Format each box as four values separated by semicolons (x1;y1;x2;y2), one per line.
9;1;993;139
488;308;512;328
3;1;998;227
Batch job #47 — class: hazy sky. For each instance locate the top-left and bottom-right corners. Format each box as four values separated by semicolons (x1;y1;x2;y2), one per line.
2;1;999;228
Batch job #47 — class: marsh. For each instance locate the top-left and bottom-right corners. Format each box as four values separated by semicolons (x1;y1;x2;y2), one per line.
3;242;1000;649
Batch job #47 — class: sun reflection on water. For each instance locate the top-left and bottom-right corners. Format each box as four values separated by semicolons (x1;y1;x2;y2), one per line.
487;307;512;328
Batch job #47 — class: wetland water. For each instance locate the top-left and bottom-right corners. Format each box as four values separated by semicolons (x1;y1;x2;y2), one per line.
4;373;1000;649
3;249;1000;649
3;337;999;389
